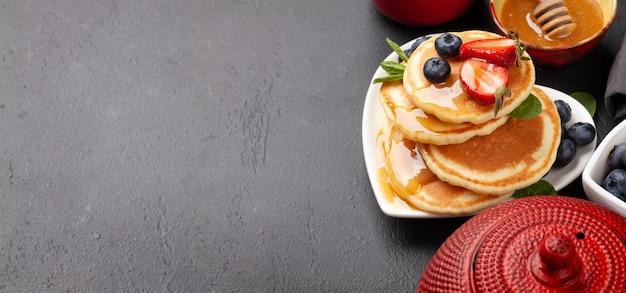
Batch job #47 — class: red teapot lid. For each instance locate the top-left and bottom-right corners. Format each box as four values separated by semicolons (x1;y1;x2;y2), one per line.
417;196;626;292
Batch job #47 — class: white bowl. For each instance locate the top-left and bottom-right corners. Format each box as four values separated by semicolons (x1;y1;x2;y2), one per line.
582;119;626;218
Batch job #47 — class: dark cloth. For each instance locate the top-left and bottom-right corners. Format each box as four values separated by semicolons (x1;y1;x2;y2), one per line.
605;31;626;121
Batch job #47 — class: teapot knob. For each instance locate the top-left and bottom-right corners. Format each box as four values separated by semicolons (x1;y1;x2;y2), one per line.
530;233;581;286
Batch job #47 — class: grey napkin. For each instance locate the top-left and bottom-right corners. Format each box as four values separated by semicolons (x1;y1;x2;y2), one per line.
605;31;626;121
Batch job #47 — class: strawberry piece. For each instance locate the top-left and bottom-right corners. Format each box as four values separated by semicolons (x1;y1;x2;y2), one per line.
459;38;517;68
459;59;509;105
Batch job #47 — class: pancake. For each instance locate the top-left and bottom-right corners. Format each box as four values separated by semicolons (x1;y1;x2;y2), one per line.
379;80;509;145
403;30;536;125
417;86;560;195
381;124;512;214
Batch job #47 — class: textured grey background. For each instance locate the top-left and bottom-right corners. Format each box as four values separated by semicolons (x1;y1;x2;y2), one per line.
0;0;624;291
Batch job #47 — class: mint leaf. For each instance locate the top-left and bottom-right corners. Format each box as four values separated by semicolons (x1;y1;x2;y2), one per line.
380;61;405;76
570;92;596;117
387;37;408;63
373;38;407;84
512;180;557;198
373;74;403;83
509;94;542;119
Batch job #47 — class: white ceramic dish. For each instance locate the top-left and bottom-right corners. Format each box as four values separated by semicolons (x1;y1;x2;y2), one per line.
582;119;626;218
362;38;596;218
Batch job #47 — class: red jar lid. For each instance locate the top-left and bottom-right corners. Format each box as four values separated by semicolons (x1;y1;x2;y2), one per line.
417;196;626;292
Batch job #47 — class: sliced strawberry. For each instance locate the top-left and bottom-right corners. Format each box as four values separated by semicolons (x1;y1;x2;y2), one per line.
459;59;509;106
459;38;517;68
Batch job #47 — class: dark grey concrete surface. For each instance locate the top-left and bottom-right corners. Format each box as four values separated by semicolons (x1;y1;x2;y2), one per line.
0;0;624;291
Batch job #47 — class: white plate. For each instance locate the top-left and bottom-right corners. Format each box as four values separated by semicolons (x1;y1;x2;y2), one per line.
362;39;596;218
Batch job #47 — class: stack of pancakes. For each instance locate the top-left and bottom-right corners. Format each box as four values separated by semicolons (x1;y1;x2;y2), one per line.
377;30;561;214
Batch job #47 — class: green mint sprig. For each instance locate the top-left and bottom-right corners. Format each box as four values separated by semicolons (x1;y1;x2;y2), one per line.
570;92;597;116
509;93;542;119
513;180;557;198
387;37;409;63
373;38;408;84
374;61;405;83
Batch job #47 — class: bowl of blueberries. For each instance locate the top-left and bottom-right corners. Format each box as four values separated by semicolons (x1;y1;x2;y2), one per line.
582;119;626;218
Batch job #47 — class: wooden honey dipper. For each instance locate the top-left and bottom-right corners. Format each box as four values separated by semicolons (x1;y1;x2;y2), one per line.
531;0;576;39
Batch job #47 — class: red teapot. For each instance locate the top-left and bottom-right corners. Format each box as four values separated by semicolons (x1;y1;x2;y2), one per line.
418;196;626;292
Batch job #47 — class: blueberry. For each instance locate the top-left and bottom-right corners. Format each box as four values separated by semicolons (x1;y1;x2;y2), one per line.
566;122;596;145
602;169;626;201
434;33;462;58
400;35;432;62
608;143;626;170
561;124;567;141
423;57;451;83
554;139;577;168
554;100;572;124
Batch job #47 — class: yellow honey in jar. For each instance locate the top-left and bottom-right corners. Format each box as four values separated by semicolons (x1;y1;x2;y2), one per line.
499;0;604;47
